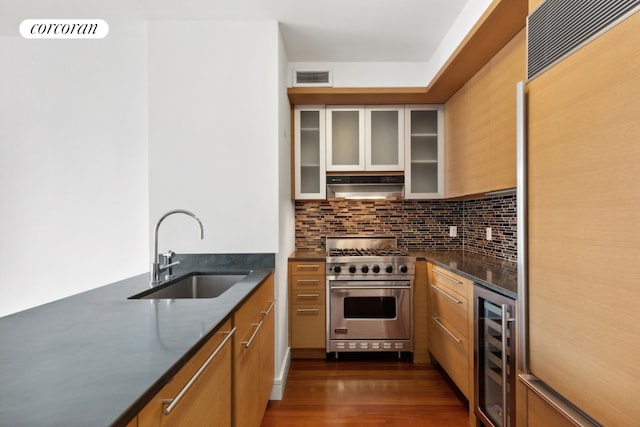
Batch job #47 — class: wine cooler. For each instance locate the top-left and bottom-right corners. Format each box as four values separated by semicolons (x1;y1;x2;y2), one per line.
474;283;516;427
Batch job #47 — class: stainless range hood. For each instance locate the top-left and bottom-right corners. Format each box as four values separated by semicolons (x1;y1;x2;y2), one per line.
326;175;404;200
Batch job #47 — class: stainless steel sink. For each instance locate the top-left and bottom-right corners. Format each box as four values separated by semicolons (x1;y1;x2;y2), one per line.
129;272;248;299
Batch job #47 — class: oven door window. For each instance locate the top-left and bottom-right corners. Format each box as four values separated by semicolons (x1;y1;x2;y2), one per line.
344;296;396;319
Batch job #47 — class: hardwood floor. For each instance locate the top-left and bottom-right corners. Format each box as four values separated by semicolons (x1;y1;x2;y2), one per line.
261;356;470;427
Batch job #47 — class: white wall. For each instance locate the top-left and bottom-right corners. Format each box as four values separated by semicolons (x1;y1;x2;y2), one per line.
147;20;293;399
273;24;296;399
148;20;280;255
0;22;149;317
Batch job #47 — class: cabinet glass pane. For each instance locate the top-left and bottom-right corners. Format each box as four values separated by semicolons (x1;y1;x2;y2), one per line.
370;110;399;165
300;110;321;194
331;110;360;166
301;166;320;193
411;137;438;162
411;163;438;193
411;110;438;134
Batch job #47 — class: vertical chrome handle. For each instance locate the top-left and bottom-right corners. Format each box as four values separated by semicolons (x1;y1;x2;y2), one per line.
501;304;511;424
163;327;235;415
516;80;529;373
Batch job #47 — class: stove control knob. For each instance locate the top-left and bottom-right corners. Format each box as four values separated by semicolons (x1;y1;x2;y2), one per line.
400;265;408;273
333;266;342;273
361;265;369;273
385;265;394;273
349;265;357;274
372;265;380;273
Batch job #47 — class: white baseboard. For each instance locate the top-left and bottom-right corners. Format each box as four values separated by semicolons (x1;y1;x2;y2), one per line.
269;347;291;400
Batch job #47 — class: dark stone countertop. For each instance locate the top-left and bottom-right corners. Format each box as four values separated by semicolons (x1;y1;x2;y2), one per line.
0;254;274;427
288;249;517;299
411;250;517;299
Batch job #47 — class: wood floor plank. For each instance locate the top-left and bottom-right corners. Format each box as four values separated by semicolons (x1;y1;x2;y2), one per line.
261;359;469;427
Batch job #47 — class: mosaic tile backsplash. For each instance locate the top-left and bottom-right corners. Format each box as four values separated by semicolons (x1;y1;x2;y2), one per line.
295;194;517;262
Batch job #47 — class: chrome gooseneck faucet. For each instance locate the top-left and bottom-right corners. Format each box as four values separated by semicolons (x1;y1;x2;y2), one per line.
151;209;204;285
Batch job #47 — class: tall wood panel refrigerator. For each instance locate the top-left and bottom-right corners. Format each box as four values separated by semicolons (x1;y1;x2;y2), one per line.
517;2;640;426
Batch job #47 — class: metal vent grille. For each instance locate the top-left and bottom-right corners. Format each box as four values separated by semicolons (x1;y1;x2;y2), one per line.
528;0;640;78
293;70;332;87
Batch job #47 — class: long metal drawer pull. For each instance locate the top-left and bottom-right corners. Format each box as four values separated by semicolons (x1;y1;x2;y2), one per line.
297;293;320;298
163;327;236;415
261;300;276;317
243;321;263;348
432;316;462;344
432;269;462;285
297;308;320;313
431;285;462;304
296;279;319;284
330;285;411;290
297;264;319;269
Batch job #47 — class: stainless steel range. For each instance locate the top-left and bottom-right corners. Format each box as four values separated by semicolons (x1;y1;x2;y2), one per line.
325;236;416;354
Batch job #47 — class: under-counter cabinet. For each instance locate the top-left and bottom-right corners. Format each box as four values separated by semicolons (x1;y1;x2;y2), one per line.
326;105;404;172
427;264;474;403
404;105;444;198
288;260;326;357
138;318;234;427
234;274;275;427
294;106;326;199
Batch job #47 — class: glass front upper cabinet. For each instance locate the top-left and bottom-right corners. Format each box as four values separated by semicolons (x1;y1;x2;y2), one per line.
326;105;404;172
294;106;326;199
326;106;365;171
404;105;444;199
365;106;404;171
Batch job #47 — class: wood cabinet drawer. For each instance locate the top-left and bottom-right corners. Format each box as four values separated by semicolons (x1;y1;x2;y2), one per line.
291;289;325;305
431;265;470;299
290;261;325;275
429;315;469;397
290;305;326;348
430;283;468;337
138;319;233;427
291;274;325;292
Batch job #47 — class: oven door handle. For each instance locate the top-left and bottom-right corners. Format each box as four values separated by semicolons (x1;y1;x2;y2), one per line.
330;285;411;290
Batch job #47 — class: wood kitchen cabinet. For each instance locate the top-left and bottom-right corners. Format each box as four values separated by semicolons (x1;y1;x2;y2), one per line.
234;273;275;427
445;29;526;198
326;105;404;172
138;318;234;427
288;260;326;358
427;264;473;402
404;105;444;199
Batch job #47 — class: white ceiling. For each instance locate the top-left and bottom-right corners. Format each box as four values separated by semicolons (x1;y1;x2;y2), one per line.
3;0;478;63
152;0;472;62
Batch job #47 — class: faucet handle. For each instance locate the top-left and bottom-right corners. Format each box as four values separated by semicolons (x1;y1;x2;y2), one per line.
162;250;175;263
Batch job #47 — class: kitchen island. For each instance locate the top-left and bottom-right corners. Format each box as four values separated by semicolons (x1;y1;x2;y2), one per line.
0;254;274;427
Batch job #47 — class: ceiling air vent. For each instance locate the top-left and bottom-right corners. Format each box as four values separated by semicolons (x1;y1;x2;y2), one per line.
527;0;640;79
293;69;332;87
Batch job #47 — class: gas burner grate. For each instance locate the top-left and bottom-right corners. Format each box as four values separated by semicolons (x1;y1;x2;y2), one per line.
328;247;409;257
